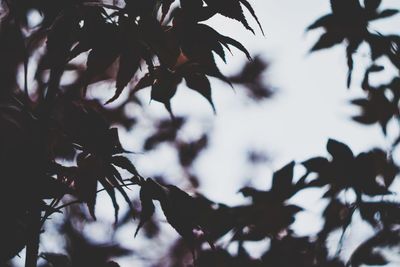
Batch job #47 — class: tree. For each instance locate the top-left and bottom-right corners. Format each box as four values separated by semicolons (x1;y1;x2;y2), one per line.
0;0;399;267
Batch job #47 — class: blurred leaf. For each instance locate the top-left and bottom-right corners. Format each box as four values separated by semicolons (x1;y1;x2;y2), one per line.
311;32;343;51
271;161;295;200
112;155;139;176
327;139;354;160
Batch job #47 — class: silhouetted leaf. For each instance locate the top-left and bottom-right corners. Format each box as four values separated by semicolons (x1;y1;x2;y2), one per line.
112;155;139;176
150;68;181;115
364;0;382;12
185;74;215;112
177;134;208;166
307;14;334;30
99;177;120;224
271;161;295;199
203;0;263;34
359;201;400;228
135;181;156;237
374;9;399;20
311;32;343;51
84;46;119;90
347;230;398;267
106;47;141;104
302;157;329;173
319;199;352;240
351;88;397;134
76;155;101;220
327;139;354;160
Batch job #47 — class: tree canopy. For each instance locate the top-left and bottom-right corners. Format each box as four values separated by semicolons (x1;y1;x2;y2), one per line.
0;0;400;267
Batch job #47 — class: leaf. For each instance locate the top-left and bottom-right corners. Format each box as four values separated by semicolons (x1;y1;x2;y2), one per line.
330;0;363;17
76;156;101;220
319;199;351;238
349;235;389;267
143;117;185;150
159;185;200;246
271;161;295;199
46;10;80;69
307;14;334;30
135;182;156;237
350;89;397;133
326;139;354;161
39;175;73;199
365;33;394;61
106;48;141;104
359;201;400;227
185;74;215;112
99;177;120;224
364;0;382;12
352;114;378;125
105;169;137;219
346;40;362;88
46;10;80;99
108;127;128;154
302;157;329;173
193;24;251;61
137;179;217;248
133;73;155;92
150;69;180;114
362;253;387;266
84;47;119;89
238;0;264;35
203;0;257;33
212;41;227;63
177;134;208;166
351;98;369;107
219;34;252;60
112;155;139;176
353;151;393;196
368;65;384;72
202;62;232;86
68;41;91;62
310;32;344;51
374;9;399;20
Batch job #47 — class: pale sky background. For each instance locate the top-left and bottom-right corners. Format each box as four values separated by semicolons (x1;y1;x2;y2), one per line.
14;1;400;266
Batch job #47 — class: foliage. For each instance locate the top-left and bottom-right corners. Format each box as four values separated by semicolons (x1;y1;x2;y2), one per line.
0;0;399;267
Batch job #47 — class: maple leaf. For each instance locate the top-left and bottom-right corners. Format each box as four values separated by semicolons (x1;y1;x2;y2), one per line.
307;0;399;87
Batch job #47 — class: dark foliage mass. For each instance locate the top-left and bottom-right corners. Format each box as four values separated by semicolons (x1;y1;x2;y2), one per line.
0;0;399;266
